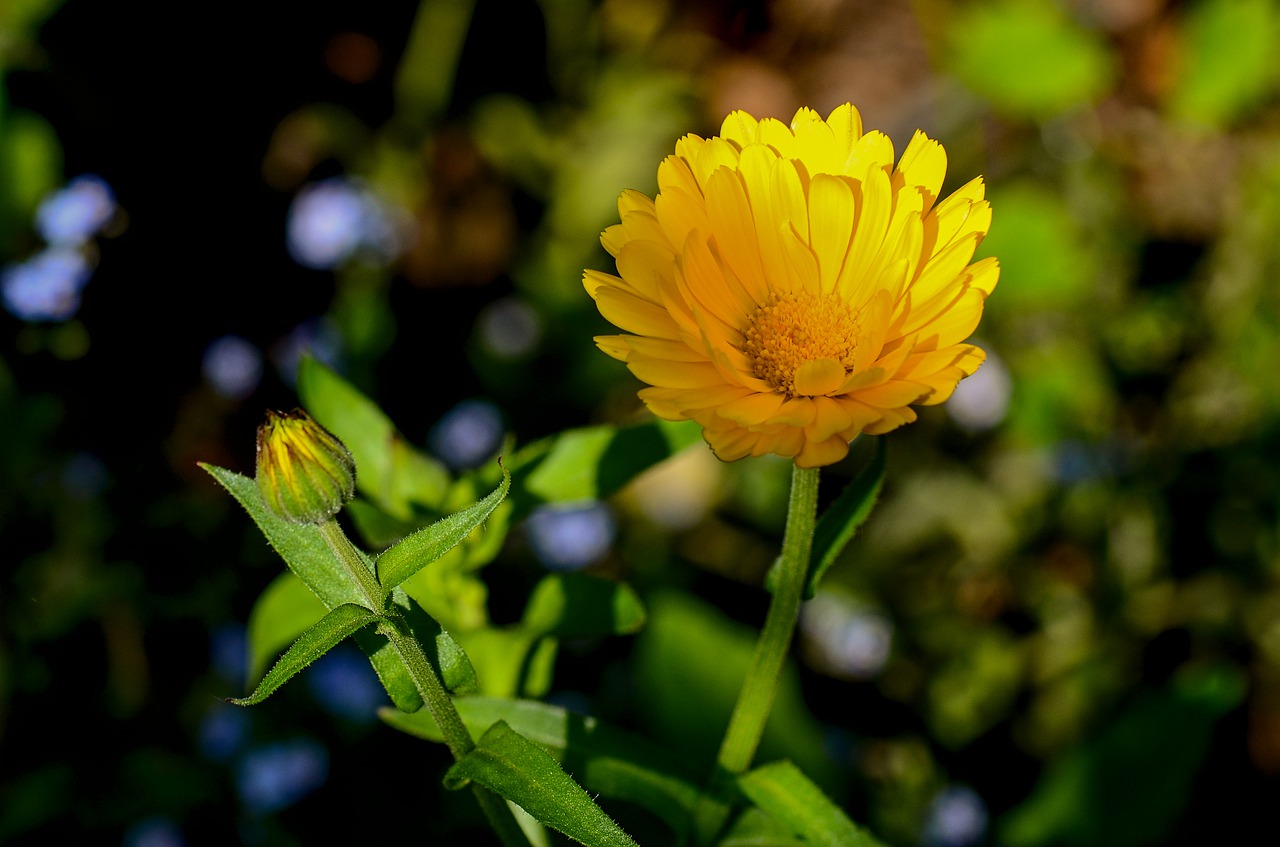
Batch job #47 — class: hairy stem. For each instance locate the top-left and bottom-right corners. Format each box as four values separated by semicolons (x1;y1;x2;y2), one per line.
691;464;821;844
317;519;531;847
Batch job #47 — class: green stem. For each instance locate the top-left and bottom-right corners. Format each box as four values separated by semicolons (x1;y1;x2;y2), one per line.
317;519;385;612
691;464;821;844
382;621;531;847
316;519;531;847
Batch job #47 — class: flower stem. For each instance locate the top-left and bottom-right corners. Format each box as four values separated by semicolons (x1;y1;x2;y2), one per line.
316;519;385;611
692;464;821;844
316;519;531;847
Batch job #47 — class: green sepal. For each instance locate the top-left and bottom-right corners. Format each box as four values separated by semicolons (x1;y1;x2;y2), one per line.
382;696;702;833
202;464;420;711
521;573;646;638
444;720;639;847
229;603;381;706
766;438;885;598
375;463;511;593
737;760;886;847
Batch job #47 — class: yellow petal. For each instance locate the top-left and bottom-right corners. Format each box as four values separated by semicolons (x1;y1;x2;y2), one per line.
705;166;770;304
719;392;787;425
594;336;632;362
766;397;818;427
824;104;864;157
841;164;892;294
808;396;855;441
853;379;932;409
658;154;702;199
864;405;916;435
593;288;680;339
796;435;850;468
618;188;655;218
656;187;707;253
720;111;760;147
895;131;947;211
808;174;856;295
620;335;709;363
628;359;725;389
616;239;677;301
843;130;894;179
794;357;846;396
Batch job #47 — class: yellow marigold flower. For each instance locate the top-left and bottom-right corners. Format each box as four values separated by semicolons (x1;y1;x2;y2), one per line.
584;104;999;468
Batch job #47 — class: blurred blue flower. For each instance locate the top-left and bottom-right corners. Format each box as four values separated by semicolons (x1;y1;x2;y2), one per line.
61;452;109;500
209;623;248;690
236;738;328;815
121;816;185;847
202;335;263;400
428;399;504;470
1;248;92;322
921;785;987;847
273;317;344;386
286;177;405;270
800;593;893;680
36;174;116;245
198;703;252;762
525;502;615;571
476;297;542;359
306;647;387;724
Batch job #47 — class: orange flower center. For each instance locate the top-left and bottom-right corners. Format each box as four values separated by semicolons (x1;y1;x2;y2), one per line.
742;290;860;397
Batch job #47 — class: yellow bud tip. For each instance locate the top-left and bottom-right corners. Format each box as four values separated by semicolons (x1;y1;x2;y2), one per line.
255;408;356;525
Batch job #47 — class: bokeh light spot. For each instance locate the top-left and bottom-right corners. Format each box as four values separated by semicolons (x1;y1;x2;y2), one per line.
1;248;92;322
525;502;616;571
35;174;117;245
202;335;263;400
236;738;329;815
428;399;504;470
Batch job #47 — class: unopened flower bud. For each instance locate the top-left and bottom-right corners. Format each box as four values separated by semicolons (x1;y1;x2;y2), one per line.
255;408;355;524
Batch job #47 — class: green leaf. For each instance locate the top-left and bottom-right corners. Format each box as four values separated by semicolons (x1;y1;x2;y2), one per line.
229;604;381;706
203;464;368;609
296;356;451;518
633;592;840;791
382;696;702;832
432;623;478;695
202;463;421;711
800;438;886;598
508;419;702;514
375;464;511;592
1000;666;1246;847
245;572;327;685
450;628;553;699
522;573;646;638
445;720;639;847
948;0;1113;119
1171;0;1280;127
737;761;885;847
978;182;1096;317
718;808;806;847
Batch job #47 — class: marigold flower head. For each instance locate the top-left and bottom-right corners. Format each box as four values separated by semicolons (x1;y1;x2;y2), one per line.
585;104;999;467
256;408;355;524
